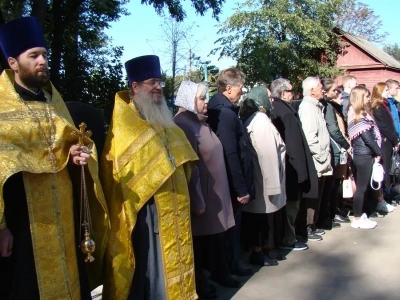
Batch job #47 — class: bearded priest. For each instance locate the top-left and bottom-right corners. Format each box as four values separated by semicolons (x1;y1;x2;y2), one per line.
101;55;198;300
0;17;109;299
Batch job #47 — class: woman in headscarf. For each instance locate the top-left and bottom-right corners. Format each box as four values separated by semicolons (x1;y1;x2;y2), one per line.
174;81;237;299
240;85;286;266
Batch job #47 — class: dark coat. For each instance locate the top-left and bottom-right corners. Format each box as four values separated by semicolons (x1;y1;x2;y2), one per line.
373;104;399;185
321;99;350;167
271;98;318;200
207;92;254;200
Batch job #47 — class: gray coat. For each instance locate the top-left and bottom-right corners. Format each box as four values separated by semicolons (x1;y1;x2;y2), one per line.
174;111;235;236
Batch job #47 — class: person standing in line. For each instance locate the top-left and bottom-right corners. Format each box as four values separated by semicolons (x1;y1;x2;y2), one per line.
318;78;350;230
297;77;333;241
207;68;254;284
101;55;198;300
347;86;380;229
174;81;236;299
270;78;317;251
0;17;108;300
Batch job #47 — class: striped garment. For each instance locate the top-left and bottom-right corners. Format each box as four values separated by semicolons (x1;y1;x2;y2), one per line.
347;106;382;147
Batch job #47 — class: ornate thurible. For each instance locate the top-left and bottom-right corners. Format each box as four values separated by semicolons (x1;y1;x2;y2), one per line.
72;123;95;262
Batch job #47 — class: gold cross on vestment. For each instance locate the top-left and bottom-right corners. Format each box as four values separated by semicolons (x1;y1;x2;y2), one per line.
71;122;93;149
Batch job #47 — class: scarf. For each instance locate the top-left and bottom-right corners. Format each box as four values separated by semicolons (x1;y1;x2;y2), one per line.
175;81;199;114
347;106;381;147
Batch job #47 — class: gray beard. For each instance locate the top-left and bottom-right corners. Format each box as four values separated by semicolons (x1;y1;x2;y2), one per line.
133;88;175;130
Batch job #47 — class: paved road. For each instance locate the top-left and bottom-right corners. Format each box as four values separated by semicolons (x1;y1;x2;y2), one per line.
216;209;400;300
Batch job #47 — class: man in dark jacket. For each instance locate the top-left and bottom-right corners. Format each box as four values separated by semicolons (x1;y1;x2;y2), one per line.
207;68;254;286
270;78;318;249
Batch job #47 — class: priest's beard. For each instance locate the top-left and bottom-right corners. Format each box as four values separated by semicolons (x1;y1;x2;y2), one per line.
18;63;50;89
134;88;175;130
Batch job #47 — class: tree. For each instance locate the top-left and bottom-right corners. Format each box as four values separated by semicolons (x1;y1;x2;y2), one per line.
211;0;343;89
383;43;400;62
334;0;388;43
141;0;226;22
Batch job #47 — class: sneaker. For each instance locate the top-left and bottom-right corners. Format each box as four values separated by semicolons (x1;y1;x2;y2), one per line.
332;221;341;228
307;233;322;241
384;200;395;212
376;201;389;215
280;242;308;251
361;213;377;227
334;214;351;223
313;228;325;236
351;216;376;229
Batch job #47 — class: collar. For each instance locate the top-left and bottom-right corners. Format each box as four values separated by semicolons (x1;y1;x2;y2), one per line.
303;95;322;107
14;81;47;102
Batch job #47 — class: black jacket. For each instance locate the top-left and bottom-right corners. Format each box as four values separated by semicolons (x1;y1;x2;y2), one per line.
271;98;318;200
352;128;382;156
322;99;350;167
207;92;253;199
373;105;399;147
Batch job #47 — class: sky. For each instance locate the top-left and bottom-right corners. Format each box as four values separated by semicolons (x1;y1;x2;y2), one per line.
105;0;400;76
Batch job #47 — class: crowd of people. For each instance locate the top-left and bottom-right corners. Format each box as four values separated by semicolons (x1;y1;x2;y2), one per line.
0;16;399;300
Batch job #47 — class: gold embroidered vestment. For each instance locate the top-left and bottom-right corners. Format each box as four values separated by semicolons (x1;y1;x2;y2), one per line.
101;91;198;300
0;70;109;299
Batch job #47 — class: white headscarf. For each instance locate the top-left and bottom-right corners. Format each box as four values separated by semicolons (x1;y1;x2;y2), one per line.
175;81;199;114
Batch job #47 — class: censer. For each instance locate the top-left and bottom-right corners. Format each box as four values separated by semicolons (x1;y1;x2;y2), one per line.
73;123;96;263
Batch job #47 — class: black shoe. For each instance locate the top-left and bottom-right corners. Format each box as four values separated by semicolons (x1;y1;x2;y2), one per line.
280;242;308;251
313;228;325;236
263;248;287;261
210;275;243;288
334;214;350;223
369;212;379;218
231;265;254;276
249;251;279;266
197;288;218;299
331;221;341;228
307;233;322;241
207;284;216;294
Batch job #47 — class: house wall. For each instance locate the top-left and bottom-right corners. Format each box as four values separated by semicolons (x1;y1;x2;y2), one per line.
337;69;400;91
336;37;400;91
337;39;384;69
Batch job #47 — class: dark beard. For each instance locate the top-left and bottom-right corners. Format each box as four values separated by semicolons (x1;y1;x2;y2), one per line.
18;64;50;89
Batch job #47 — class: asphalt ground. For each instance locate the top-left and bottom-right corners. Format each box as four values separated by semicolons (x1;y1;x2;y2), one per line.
216;207;400;300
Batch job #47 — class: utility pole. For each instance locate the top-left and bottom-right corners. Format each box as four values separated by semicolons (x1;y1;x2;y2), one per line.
203;63;209;100
188;49;192;79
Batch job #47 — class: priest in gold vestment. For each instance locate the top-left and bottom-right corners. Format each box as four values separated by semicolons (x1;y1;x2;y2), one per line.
101;55;198;300
0;17;108;299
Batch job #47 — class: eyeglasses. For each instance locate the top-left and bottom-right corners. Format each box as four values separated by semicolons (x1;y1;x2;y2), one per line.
142;80;165;88
284;89;293;93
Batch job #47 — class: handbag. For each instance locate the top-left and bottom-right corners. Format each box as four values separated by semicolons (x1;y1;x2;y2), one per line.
389;149;400;176
330;137;348;165
370;161;385;190
342;176;356;198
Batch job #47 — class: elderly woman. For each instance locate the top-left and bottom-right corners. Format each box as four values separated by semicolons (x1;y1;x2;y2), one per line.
174;81;236;298
240;86;286;266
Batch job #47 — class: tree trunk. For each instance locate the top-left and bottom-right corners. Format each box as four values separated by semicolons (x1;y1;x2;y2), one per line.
0;8;7;71
31;0;47;27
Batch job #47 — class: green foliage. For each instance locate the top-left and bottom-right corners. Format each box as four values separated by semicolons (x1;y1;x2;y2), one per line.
334;0;388;43
211;0;344;90
383;43;400;62
141;0;226;22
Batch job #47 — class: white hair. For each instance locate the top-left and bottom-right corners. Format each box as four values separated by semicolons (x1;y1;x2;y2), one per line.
302;77;320;97
133;86;175;130
196;83;208;99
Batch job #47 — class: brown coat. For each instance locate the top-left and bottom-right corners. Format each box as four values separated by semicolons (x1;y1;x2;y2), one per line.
174;111;235;236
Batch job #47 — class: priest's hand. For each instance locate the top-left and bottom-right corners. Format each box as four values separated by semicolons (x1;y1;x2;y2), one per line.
70;145;91;166
0;228;13;257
